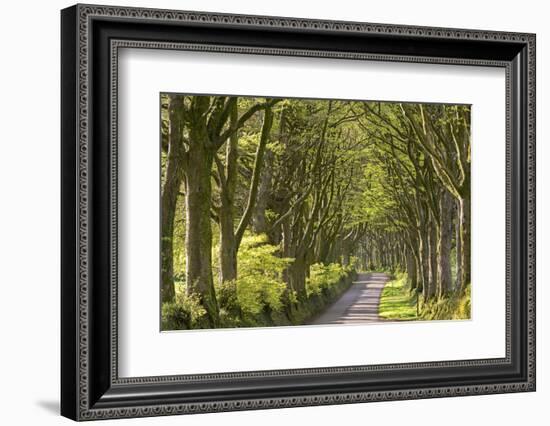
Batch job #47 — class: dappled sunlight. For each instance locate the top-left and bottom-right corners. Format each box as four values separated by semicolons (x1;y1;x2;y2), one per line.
160;94;471;330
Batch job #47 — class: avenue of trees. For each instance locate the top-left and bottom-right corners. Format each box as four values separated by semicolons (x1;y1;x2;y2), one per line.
160;94;471;330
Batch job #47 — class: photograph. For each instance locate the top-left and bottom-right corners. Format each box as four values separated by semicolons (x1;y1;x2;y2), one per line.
160;94;472;330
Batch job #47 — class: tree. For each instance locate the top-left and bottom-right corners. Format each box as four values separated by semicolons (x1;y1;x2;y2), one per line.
180;96;275;326
160;95;185;303
400;104;471;291
214;100;277;284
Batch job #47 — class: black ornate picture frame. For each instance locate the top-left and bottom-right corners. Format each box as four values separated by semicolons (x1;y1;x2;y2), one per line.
61;3;536;421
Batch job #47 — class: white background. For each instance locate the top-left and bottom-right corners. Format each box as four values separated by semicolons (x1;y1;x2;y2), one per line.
119;49;506;377
0;0;547;425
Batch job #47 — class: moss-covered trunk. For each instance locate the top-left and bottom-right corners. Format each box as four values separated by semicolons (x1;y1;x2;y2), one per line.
252;149;271;235
455;199;462;291
437;190;453;297
185;138;219;327
406;249;418;290
219;197;237;283
425;222;438;300
458;195;471;290
160;96;184;304
289;253;308;300
218;106;239;285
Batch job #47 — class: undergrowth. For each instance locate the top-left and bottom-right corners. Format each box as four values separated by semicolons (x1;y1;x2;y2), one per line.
378;271;471;322
161;234;356;330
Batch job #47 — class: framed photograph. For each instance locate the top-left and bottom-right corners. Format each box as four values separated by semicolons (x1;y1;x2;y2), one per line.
61;4;536;421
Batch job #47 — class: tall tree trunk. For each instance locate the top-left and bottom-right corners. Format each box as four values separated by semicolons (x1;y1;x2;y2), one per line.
252;148;271;235
421;217;437;302
415;251;423;292
427;222;438;300
342;249;350;267
185;138;219;327
161;96;185;304
316;229;329;264
406;249;417;290
234;107;274;248
455;200;462;291
437;190;453;298
219;198;237;283
458;196;471;290
218;103;274;284
417;208;428;297
218;105;239;284
420;233;430;300
380;236;388;269
289;252;308;300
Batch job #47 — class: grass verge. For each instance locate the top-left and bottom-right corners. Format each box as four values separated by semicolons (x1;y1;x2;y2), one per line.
378;272;471;321
378;272;418;321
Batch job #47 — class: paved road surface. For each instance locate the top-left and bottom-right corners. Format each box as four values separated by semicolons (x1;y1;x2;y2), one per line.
310;272;390;325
